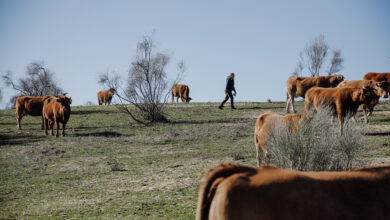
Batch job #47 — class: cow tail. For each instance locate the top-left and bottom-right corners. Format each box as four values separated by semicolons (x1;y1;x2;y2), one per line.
196;164;256;220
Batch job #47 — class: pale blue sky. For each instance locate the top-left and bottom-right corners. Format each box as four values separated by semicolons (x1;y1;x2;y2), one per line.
1;0;389;108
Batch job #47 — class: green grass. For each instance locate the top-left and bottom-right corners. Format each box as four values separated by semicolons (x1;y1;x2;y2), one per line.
1;101;390;219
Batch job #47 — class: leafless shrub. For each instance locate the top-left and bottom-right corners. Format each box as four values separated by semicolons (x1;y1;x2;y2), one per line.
263;105;363;171
2;61;63;107
102;34;186;124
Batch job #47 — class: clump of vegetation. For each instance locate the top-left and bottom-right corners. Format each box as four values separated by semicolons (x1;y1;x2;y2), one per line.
107;156;121;171
263;105;364;171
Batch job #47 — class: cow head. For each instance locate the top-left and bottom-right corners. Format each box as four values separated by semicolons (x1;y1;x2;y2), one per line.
360;86;377;104
109;88;116;95
56;96;72;113
375;81;389;98
185;97;192;103
330;74;344;87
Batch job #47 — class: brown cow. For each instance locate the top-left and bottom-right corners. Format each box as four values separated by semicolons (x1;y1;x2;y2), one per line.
97;88;116;105
337;80;389;122
43;95;72;137
286;74;344;113
196;163;390;220
15;94;66;131
363;72;390;82
254;111;303;166
171;84;192;103
305;87;376;134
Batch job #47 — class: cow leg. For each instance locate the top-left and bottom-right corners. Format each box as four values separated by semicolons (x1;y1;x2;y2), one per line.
44;117;48;136
55;119;59;137
368;103;375;117
362;105;369;124
291;97;296;113
62;123;66;137
286;93;291;113
16;110;23;131
176;97;179;103
50;120;54;136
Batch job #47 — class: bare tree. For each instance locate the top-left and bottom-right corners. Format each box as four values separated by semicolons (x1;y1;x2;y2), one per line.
2;62;63;108
302;35;328;77
292;61;304;77
293;35;343;77
111;35;182;124
327;50;344;76
98;70;121;90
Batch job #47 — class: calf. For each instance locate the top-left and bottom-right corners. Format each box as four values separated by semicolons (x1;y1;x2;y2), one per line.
43;95;72;137
254;111;303;166
305;87;376;134
286;74;344;113
171;84;192;103
196;163;390;220
337;80;389;122
98;88;116;105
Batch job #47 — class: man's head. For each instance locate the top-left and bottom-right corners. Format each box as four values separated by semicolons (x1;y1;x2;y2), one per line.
230;73;235;79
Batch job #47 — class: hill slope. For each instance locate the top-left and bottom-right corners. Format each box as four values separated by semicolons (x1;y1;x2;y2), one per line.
1;101;390;219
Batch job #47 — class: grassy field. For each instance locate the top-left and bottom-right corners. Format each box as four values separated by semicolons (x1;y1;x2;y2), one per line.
1;101;390;219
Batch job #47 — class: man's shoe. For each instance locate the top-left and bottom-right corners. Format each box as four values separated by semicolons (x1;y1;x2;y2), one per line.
218;106;223;110
231;106;236;109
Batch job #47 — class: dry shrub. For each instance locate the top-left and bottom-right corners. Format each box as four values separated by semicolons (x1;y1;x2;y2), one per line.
263;105;363;171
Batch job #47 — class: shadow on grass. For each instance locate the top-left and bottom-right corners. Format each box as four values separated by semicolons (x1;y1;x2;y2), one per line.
71;110;112;115
365;132;390;136
374;118;390;123
0;133;46;146
75;131;125;137
170;118;247;125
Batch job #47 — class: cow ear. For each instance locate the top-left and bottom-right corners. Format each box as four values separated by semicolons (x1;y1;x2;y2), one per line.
69;97;72;104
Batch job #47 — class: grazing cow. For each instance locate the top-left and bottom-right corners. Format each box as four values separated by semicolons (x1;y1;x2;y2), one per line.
43;95;72;137
98;88;116;105
171;84;192;103
196;163;390;220
254;111;303;166
15;94;66;131
337;80;389;122
286;74;344;113
305;87;376;134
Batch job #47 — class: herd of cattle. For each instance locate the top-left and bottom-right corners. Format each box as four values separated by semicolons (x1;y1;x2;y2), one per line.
11;72;390;219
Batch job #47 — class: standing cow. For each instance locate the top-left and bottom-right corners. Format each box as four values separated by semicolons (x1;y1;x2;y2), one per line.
98;88;116;105
337;80;389;122
15;94;66;131
171;84;192;103
286;74;344;113
254;111;303;166
305;87;376;134
43;95;72;137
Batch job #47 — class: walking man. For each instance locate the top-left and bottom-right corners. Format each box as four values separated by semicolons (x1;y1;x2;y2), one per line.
219;73;236;109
